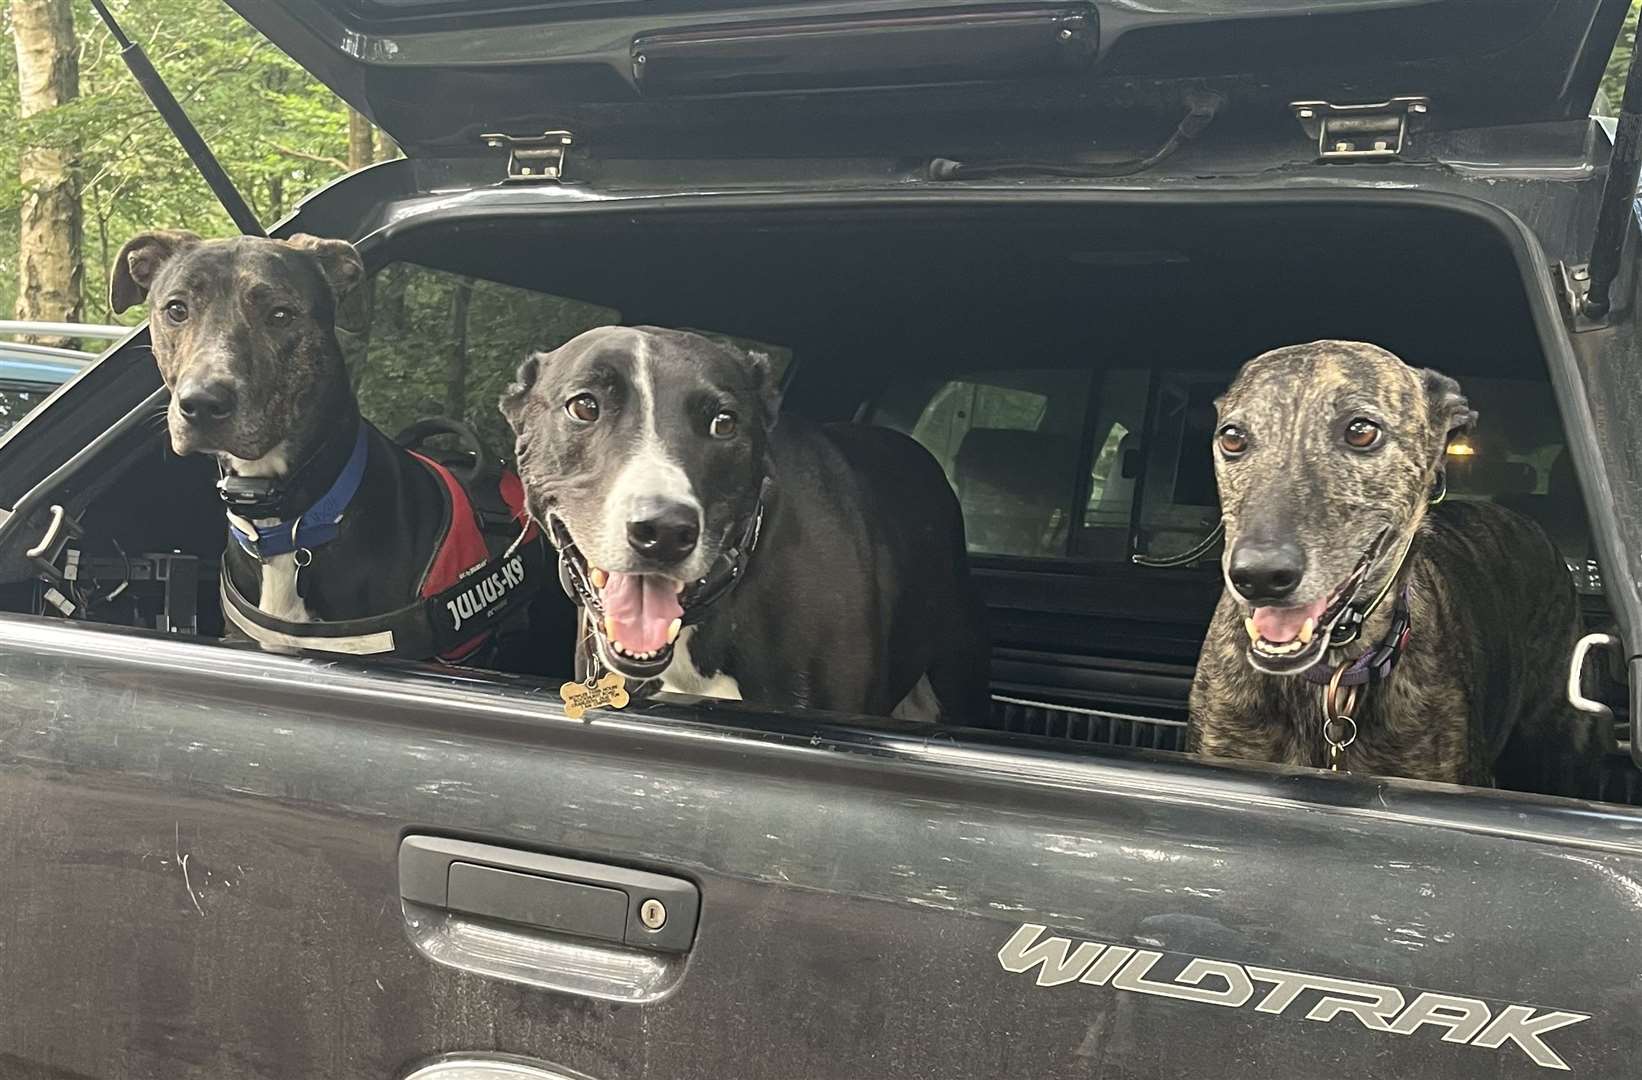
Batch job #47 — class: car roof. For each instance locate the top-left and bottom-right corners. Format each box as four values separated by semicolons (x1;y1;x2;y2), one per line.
0;351;87;388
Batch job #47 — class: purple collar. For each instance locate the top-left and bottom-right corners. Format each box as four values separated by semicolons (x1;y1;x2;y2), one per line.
1304;587;1412;688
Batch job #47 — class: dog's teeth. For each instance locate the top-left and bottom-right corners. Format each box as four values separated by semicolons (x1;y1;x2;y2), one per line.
1244;617;1259;643
667;618;681;643
1299;618;1315;645
674;580;686;595
604;615;618;640
1252;635;1307;657
591;568;608;588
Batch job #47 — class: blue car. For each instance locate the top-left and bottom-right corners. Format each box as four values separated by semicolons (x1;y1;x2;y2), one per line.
0;325;123;435
0;353;81;435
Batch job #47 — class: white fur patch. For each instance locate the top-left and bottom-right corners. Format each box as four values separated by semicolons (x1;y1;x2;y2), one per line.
255;553;311;622
599;333;704;574
222;451;309;622
659;626;743;701
891;674;941;723
224;445;292;479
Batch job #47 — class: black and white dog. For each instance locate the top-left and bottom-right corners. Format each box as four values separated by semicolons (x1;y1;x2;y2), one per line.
501;325;989;720
110;230;565;665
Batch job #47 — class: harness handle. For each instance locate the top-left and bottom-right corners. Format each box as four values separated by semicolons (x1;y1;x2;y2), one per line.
395;417;504;504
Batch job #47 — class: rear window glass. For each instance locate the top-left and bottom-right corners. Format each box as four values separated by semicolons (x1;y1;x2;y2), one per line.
869;368;1585;567
344;264;791;464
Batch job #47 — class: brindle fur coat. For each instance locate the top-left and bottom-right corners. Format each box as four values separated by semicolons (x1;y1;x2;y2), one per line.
1189;341;1601;795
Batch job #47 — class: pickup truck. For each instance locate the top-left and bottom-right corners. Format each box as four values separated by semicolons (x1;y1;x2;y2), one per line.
1;1;1640;1077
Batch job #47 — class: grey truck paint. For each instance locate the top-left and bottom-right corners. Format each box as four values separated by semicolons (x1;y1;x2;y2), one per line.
2;1;1642;1077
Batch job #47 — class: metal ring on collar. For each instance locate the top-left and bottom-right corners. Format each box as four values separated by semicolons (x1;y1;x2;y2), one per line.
1322;714;1358;750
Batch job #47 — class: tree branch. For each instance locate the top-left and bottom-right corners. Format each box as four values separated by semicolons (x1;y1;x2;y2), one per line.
270;143;348;172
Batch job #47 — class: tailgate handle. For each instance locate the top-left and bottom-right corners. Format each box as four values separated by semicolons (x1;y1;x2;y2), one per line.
398;836;699;953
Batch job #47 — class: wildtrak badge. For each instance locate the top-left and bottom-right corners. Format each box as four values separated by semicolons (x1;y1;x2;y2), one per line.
998;923;1589;1071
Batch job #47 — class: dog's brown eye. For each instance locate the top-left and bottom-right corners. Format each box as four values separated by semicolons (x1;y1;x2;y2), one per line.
709;411;738;439
1217;425;1249;457
566;394;600;423
163;300;188;324
269;307;293;324
1345;418;1382;450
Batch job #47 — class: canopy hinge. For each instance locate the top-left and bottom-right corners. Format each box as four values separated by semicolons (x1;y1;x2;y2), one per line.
482;130;574;183
1290;97;1429;162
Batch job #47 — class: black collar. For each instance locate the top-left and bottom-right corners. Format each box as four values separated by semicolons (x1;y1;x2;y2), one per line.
1304;586;1412;687
547;478;769;625
216;415;365;523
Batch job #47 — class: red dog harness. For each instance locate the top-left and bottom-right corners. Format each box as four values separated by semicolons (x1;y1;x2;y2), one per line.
410;453;539;661
220;435;546;662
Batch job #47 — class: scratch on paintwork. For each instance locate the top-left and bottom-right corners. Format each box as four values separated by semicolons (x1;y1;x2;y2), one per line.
1561;852;1642;909
176;820;203;912
1041;834;1103;859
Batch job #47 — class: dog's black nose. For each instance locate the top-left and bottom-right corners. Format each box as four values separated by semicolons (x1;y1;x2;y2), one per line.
177;378;237;424
626;499;700;563
1228;539;1305;603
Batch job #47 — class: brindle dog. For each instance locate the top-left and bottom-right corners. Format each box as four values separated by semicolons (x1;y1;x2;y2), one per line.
1189;340;1601;795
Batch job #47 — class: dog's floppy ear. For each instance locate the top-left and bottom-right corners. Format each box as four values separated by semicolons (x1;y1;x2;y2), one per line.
746;349;784;428
283;233;365;299
1422;368;1478;456
109;230;201;315
499;353;544;431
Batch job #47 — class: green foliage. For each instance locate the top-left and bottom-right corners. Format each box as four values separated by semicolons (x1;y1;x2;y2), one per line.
2;0;349;322
1601;1;1642;111
350;266;619;465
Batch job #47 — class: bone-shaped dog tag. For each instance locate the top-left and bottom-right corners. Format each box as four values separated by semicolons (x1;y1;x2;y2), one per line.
560;671;630;719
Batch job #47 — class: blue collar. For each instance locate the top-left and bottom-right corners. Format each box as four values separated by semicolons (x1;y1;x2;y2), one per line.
228;424;369;560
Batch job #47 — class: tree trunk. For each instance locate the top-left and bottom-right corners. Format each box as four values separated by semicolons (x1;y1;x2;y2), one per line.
376;131;400;162
348;108;375;171
445;280;474;419
12;0;83;344
267;175;285;222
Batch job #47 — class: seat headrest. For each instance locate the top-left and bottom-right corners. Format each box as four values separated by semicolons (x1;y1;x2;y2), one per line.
954;428;1080;496
1468;458;1536;496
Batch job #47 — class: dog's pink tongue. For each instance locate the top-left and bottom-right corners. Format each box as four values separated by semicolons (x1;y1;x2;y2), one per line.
601;572;683;653
1251;598;1328;643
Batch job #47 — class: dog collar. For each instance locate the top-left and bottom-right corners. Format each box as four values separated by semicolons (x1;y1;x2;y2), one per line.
1304;586;1411;688
224;423;368;561
679;489;766;623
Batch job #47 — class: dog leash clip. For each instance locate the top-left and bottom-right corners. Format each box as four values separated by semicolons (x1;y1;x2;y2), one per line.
1322;662;1360;772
